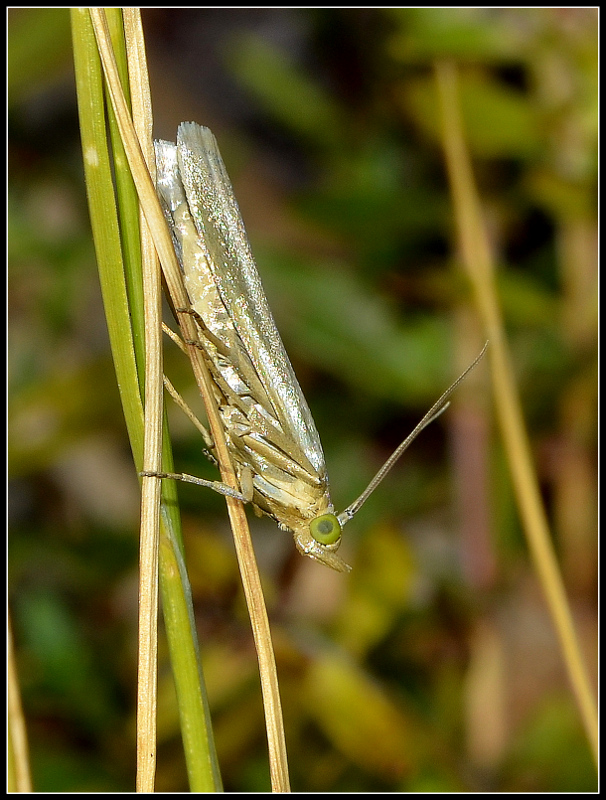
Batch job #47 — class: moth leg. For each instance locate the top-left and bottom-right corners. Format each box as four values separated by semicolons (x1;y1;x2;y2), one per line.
175;307;230;357
164;314;227;362
238;466;254;503
140;470;248;502
163;375;215;455
163;319;221;362
161;322;189;355
175;305;205;328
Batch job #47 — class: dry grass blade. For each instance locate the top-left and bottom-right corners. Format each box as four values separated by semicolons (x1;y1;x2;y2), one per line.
8;615;32;792
434;58;597;768
120;8;162;791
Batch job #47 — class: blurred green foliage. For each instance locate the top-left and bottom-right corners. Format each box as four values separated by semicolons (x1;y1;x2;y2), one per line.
9;7;597;793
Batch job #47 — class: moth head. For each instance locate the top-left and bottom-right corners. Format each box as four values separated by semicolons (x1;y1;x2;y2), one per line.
293;513;351;573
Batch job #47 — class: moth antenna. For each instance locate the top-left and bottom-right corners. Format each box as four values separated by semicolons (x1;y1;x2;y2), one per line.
337;341;488;528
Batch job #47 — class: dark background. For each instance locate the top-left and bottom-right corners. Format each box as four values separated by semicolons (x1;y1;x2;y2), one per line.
9;8;597;792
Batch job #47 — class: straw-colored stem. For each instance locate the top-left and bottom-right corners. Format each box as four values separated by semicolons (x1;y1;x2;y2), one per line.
121;8;163;791
8;615;32;792
434;59;597;768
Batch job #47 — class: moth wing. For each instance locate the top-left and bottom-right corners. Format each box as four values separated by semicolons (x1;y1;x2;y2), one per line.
156;137;274;412
175;122;325;478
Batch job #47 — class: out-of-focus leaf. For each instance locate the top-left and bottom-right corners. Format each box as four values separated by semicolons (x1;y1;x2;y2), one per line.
304;653;412;779
16;592;115;729
8;361;120;476
225;33;344;148
31;747;123;793
298;136;448;266
335;525;416;655
8;8;72;103
259;249;453;404
496;269;559;327
526;169;596;220
387;8;523;62
505;696;597;792
402;74;541;158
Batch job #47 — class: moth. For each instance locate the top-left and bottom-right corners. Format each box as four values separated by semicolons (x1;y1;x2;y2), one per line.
148;123;487;573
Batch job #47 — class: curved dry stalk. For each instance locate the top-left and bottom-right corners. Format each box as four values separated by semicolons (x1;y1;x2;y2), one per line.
434;58;597;768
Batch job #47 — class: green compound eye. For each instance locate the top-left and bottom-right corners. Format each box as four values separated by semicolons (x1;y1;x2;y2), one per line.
310;513;341;546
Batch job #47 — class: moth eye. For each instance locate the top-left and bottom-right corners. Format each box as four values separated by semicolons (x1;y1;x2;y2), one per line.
310;513;341;546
